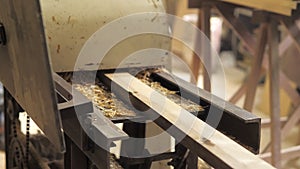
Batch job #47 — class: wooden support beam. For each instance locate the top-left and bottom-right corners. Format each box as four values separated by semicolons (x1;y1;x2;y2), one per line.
268;19;281;169
220;0;293;16
222;0;297;9
279;72;300;106
229;35;294;104
190;3;212;89
105;72;275;169
281;19;300;53
261;117;287;128
191;10;202;84
201;4;211;92
229;83;246;104
214;4;256;55
279;106;300;144
260;145;300;163
243;23;268;111
262;105;300;153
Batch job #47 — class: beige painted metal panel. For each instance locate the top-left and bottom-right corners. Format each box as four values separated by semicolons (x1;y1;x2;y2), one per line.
40;0;171;72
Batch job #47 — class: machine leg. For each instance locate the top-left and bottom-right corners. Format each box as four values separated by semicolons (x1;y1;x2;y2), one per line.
186;152;198;169
120;123;146;169
64;134;89;169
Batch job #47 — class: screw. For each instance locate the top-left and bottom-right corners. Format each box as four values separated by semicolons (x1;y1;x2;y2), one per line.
0;23;7;46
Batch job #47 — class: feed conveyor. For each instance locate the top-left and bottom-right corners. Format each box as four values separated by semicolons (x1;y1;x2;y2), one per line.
0;0;274;168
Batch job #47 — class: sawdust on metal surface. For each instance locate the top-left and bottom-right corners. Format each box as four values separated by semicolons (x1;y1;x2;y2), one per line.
74;83;136;118
136;69;204;113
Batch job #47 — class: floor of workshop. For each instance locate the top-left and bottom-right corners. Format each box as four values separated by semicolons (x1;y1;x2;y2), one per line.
0;51;299;168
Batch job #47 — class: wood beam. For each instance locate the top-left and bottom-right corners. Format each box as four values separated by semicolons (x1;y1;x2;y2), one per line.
260;145;300;163
268;19;281;169
220;0;292;16
261;117;287;128
105;72;275;169
229;35;294;104
262;105;300;153
243;23;268;111
281;18;300;53
201;4;212;92
191;11;202;84
214;4;256;55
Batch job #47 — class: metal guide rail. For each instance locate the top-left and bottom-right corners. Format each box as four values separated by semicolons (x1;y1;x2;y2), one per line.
45;68;267;169
100;70;274;169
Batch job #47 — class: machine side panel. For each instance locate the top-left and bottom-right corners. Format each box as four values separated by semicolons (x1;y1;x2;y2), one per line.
0;0;65;151
40;0;171;72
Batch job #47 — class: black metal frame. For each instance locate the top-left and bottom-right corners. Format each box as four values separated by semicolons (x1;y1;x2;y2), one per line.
98;69;261;169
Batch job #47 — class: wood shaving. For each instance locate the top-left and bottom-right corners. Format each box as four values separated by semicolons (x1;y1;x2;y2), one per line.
136;69;204;113
74;83;135;118
110;154;123;169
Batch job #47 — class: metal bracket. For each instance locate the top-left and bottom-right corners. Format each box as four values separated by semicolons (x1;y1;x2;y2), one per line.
0;23;6;46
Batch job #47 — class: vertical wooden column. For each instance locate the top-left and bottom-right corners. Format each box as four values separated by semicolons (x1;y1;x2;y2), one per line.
243;23;268;111
268;18;281;169
191;10;202;84
190;2;211;92
201;4;212;92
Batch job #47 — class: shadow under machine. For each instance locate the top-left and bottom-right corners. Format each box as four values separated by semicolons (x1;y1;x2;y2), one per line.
0;0;272;169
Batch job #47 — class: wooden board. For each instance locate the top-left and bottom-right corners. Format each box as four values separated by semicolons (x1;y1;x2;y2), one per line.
106;72;275;169
220;0;295;16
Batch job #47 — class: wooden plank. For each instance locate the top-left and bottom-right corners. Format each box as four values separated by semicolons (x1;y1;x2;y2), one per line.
220;0;292;16
189;0;297;13
268;19;281;169
105;72;275;169
243;23;268;111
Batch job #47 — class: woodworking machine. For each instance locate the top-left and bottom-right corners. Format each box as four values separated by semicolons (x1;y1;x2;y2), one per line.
0;0;273;169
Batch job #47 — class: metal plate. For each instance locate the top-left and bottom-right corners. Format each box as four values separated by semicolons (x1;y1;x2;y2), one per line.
152;72;261;154
0;0;65;152
40;0;171;72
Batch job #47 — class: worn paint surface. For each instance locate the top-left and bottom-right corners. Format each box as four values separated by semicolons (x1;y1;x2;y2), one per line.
40;0;171;72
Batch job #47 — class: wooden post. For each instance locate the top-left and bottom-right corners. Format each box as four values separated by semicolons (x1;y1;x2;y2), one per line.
243;23;268;111
191;2;211;92
191;10;202;84
201;4;212;92
268;18;281;169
